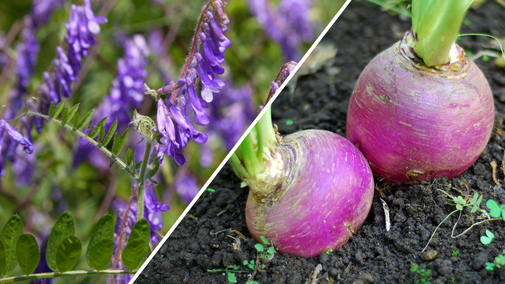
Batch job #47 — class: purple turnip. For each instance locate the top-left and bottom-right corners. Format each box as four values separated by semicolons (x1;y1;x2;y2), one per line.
346;0;495;184
230;63;374;257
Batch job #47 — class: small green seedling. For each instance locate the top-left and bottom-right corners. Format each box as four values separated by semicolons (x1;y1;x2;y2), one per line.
486;249;505;271
481;230;495;245
451;250;459;257
326;249;333;255
285;119;294;125
255;236;276;259
410;263;431;284
243;259;255;270
202;187;216;199
486;199;505;220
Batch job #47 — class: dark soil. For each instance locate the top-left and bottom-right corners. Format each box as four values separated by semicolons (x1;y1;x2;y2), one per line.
135;1;505;283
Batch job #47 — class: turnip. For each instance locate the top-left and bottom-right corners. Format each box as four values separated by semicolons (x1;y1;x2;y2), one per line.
346;0;495;184
230;64;374;258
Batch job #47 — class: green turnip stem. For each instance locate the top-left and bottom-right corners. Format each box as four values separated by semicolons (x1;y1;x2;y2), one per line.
412;0;471;66
256;106;277;161
230;105;277;180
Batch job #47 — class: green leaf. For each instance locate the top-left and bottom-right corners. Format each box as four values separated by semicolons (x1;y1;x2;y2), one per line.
61;108;68;125
146;157;160;180
102;120;117;147
66;104;80;125
16;234;40;275
134;161;142;170
76;109;94;130
267;247;276;255
227;271;237;283
0;240;6;276
129;219;150;244
254;243;264;252
480;230;495;245
73;112;79;127
56;235;81;273
87;239;114;271
111;133;120;155
470;193;478;205
476;195;483;207
113;128;129;155
126;148;133;166
1;215;24;276
90;117;108;139
260;236;270;245
53;101;65;118
454;196;466;206
121;219;150;271
98;124;106;143
487;199;501;218
121;239;146;271
48;101;56;117
47;212;75;271
86;214;115;269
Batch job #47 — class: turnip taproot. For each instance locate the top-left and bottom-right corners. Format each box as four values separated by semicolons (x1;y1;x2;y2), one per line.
346;0;495;184
230;63;374;258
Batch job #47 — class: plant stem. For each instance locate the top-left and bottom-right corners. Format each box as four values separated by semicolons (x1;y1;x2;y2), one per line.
136;140;152;220
256;106;277;161
411;0;471;66
0;270;133;283
25;111;138;180
422;209;458;252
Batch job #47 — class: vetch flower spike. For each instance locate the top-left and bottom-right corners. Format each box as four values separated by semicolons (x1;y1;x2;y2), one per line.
155;0;230;166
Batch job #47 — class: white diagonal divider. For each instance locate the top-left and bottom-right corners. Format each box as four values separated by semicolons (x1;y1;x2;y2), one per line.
128;0;353;282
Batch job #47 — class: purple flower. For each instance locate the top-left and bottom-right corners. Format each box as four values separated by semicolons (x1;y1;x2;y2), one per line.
11;144;37;187
39;0;107;116
0;120;33;154
155;0;231;166
31;0;65;29
0;120;33;176
144;181;170;242
247;0;312;61
174;171;200;204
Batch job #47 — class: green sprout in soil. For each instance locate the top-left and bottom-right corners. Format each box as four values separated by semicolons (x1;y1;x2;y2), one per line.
255;236;276;260
486;249;505;271
481;230;495;245
202;187;216;199
422;191;502;252
326;249;333;255
451;250;459;257
410;263;431;284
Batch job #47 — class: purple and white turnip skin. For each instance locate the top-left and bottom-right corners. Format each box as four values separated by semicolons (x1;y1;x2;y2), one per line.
245;129;374;258
346;32;494;184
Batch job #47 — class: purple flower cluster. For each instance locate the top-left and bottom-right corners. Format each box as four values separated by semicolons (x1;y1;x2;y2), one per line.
0;120;34;176
31;0;65;29
156;0;231;167
73;34;150;167
39;0;106;109
247;0;312;61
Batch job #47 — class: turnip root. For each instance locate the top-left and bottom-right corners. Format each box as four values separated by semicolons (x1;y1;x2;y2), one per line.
346;7;495;184
243;129;374;257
